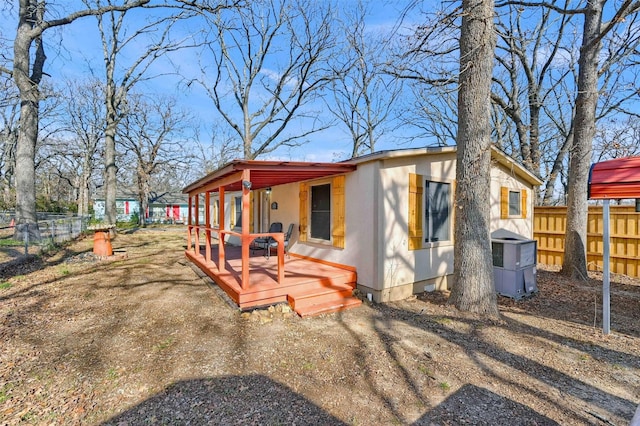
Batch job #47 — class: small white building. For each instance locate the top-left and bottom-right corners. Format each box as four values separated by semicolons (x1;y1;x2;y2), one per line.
184;145;542;305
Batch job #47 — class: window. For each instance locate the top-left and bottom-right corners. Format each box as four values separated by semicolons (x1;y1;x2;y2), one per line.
500;187;527;219
233;196;242;228
299;175;345;248
425;180;451;243
310;183;331;240
408;173;452;250
508;190;521;216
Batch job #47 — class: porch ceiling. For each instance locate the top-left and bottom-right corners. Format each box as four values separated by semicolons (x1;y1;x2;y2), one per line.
183;160;356;195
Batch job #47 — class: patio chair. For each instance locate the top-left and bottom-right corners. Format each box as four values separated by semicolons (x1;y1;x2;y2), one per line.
251;222;283;256
263;223;295;259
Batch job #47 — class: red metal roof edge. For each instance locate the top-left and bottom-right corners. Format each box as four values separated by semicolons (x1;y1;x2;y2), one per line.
589;156;640;199
590;156;640;170
182;159;356;194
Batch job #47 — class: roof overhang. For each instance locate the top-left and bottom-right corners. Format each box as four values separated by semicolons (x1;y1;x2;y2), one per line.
589;156;640;199
344;145;543;187
490;147;543;187
182;160;357;195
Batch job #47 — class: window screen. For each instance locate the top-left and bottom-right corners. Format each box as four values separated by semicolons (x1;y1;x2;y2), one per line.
425;181;450;242
508;191;521;216
310;184;331;240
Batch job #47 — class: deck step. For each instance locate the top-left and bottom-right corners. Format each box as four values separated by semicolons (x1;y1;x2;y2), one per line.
293;296;362;318
287;282;362;317
287;284;355;310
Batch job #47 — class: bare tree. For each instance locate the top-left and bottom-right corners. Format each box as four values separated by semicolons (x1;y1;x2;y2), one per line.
560;0;640;280
118;94;192;226
593;116;640;163
192;124;242;174
84;0;200;225
35;139;82;212
62;79;105;216
0;77;19;209
390;2;461;147
193;0;336;159
1;0;149;239
493;1;640;206
328;1;401;158
448;0;499;316
395;1;640;209
492;3;576;204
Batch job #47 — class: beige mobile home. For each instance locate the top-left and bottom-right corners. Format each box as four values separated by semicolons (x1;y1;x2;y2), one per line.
183;145;541;316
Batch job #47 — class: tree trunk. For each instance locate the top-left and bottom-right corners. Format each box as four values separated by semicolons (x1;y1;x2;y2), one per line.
138;174;149;228
78;159;91;217
13;1;43;241
542;130;572;205
139;193;148;227
561;0;604;280
448;0;498;316
104;117;118;225
1;127;17;209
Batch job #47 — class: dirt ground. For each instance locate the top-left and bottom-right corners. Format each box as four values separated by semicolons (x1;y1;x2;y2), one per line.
0;227;638;425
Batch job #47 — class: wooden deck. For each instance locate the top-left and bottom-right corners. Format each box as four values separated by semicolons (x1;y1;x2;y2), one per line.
186;244;361;317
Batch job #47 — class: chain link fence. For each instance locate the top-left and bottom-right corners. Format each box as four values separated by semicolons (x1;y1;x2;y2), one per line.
0;213;91;258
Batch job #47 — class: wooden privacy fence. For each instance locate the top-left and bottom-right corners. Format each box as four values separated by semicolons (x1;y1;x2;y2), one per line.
534;205;640;277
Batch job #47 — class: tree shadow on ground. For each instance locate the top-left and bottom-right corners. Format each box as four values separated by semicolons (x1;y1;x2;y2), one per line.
102;375;558;426
102;375;347;425
359;302;637;424
414;384;559;425
0;248;83;280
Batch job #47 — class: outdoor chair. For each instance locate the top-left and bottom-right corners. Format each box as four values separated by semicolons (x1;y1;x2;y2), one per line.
251;222;283;256
263;223;295;259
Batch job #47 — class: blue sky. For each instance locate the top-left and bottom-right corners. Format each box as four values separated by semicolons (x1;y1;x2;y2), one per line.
0;1;425;164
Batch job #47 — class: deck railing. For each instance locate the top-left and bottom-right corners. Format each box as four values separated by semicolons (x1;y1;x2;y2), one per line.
186;224;285;287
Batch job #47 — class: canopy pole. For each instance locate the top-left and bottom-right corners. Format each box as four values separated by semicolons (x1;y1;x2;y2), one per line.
603;199;611;335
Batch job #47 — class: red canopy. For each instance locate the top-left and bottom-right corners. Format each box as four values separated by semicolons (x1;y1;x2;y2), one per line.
588;156;640;199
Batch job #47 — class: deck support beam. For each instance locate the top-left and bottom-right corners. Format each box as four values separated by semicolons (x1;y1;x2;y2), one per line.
241;169;251;289
219;186;226;272
194;194;200;256
187;195;192;251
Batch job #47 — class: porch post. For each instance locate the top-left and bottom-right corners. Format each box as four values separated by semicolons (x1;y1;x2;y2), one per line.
218;186;226;271
187;195;192;251
275;233;284;283
241;169;251;289
205;192;211;262
194;194;200;256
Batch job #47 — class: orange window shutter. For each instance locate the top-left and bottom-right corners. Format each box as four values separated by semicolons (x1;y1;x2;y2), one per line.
500;187;509;219
332;175;346;249
408;173;424;250
299;182;308;242
250;191;254;232
521;189;527;219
